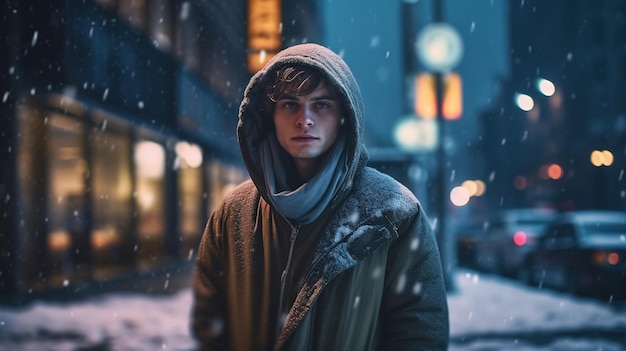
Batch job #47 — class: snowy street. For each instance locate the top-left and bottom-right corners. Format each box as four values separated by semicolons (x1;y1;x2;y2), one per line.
448;271;626;350
1;269;625;351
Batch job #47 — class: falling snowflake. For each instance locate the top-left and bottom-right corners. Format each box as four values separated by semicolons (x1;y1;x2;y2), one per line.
353;296;360;308
31;31;38;47
410;237;419;251
411;282;422;295
395;273;407;294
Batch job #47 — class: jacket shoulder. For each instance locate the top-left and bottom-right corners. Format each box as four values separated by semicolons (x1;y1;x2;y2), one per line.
223;179;256;200
218;179;259;213
355;167;420;203
349;167;421;222
208;179;259;244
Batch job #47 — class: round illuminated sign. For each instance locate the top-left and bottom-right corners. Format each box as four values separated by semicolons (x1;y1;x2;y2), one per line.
415;23;463;72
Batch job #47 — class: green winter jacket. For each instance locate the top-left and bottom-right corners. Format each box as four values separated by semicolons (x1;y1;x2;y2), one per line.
191;43;449;351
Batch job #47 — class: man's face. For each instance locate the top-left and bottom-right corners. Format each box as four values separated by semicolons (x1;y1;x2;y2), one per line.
273;81;342;174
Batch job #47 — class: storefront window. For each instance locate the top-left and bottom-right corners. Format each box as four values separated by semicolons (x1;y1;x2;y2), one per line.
91;116;134;278
46;113;89;287
206;160;248;217
134;140;166;269
176;142;204;258
17;105;50;291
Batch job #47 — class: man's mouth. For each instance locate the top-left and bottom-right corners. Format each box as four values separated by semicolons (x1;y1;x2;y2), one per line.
292;135;318;142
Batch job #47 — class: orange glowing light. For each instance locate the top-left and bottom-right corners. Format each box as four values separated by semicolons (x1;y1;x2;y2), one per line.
590;150;614;167
415;73;437;119
601;150;614;166
547;164;563;180
443;73;462;120
414;72;463;120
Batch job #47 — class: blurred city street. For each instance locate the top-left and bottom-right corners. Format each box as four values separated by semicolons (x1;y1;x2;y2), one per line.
2;0;626;350
1;269;625;351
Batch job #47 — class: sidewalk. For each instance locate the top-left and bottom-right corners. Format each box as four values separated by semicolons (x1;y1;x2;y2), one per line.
1;269;625;350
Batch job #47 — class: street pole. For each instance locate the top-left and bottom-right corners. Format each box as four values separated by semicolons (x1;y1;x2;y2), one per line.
432;0;454;292
414;0;461;292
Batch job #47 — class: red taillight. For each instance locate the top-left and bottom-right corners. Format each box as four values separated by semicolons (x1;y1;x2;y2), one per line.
513;231;527;246
592;251;620;265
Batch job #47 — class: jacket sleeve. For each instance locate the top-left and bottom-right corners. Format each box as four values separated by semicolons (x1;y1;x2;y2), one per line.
191;207;229;350
380;206;450;350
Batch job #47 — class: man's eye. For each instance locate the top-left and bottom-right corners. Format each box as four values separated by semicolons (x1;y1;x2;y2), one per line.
315;102;330;109
282;102;297;109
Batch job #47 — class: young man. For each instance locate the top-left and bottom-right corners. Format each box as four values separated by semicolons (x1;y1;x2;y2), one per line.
191;43;449;351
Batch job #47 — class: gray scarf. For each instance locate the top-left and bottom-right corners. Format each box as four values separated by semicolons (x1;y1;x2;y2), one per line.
260;134;347;225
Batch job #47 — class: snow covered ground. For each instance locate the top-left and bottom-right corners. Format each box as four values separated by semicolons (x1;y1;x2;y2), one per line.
0;269;625;351
448;271;626;350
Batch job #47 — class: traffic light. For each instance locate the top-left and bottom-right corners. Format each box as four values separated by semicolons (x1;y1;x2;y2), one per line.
414;72;463;120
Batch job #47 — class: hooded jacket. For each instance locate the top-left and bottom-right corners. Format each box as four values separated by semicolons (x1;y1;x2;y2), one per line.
192;43;449;351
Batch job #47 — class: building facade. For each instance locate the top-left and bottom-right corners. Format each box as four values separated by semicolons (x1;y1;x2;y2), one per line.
0;0;320;302
479;0;626;212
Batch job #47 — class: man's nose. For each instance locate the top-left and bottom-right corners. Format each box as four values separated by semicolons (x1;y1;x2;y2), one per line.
296;109;315;127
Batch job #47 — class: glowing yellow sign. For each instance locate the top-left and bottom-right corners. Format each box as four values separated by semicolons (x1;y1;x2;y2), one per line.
414;72;463;120
247;0;282;72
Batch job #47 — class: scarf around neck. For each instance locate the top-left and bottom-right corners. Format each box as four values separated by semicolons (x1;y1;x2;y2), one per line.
260;134;347;225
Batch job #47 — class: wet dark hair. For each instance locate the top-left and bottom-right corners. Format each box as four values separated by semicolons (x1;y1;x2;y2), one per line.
266;65;323;103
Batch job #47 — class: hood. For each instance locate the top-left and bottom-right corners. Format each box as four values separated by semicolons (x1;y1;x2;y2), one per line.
237;43;368;211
